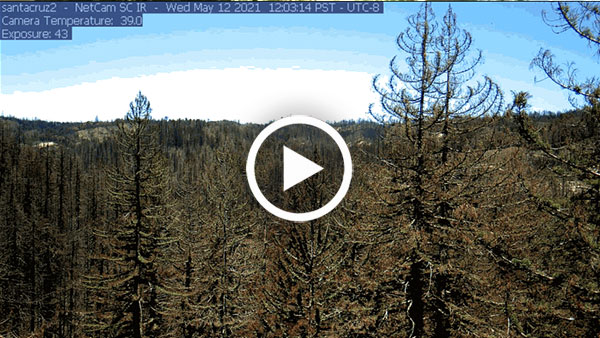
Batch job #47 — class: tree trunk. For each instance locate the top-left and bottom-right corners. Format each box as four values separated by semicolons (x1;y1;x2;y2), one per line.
407;258;424;337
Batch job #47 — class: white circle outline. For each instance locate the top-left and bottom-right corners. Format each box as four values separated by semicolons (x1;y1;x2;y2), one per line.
246;115;353;222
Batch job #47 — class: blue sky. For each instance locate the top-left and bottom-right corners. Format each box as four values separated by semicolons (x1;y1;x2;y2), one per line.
1;2;598;122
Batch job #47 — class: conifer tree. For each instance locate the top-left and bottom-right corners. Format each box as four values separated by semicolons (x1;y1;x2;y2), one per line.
509;3;600;333
259;146;350;337
370;4;505;336
83;92;176;337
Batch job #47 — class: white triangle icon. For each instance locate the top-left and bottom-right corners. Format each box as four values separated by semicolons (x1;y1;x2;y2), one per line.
283;146;324;191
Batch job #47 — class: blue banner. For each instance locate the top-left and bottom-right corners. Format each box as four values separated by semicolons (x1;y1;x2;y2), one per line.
0;2;383;40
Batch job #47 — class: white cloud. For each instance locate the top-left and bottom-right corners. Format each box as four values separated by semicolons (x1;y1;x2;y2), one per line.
0;67;379;123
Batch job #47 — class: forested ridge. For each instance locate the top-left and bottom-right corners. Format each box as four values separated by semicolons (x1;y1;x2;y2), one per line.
1;3;599;337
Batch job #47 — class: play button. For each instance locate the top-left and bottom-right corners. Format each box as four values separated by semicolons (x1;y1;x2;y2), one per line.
246;115;352;222
283;146;323;191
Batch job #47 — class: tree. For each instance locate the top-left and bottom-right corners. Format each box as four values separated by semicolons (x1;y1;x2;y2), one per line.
370;4;505;336
200;145;256;337
83;92;176;337
534;2;600;107
508;3;600;333
258;144;351;337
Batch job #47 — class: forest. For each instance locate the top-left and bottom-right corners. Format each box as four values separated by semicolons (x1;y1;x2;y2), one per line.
1;3;599;337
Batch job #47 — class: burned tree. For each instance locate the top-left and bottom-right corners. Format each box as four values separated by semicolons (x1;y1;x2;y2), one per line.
506;3;600;334
370;4;505;336
83;92;176;337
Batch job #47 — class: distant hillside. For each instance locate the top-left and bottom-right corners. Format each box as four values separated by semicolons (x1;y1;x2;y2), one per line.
0;116;384;149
